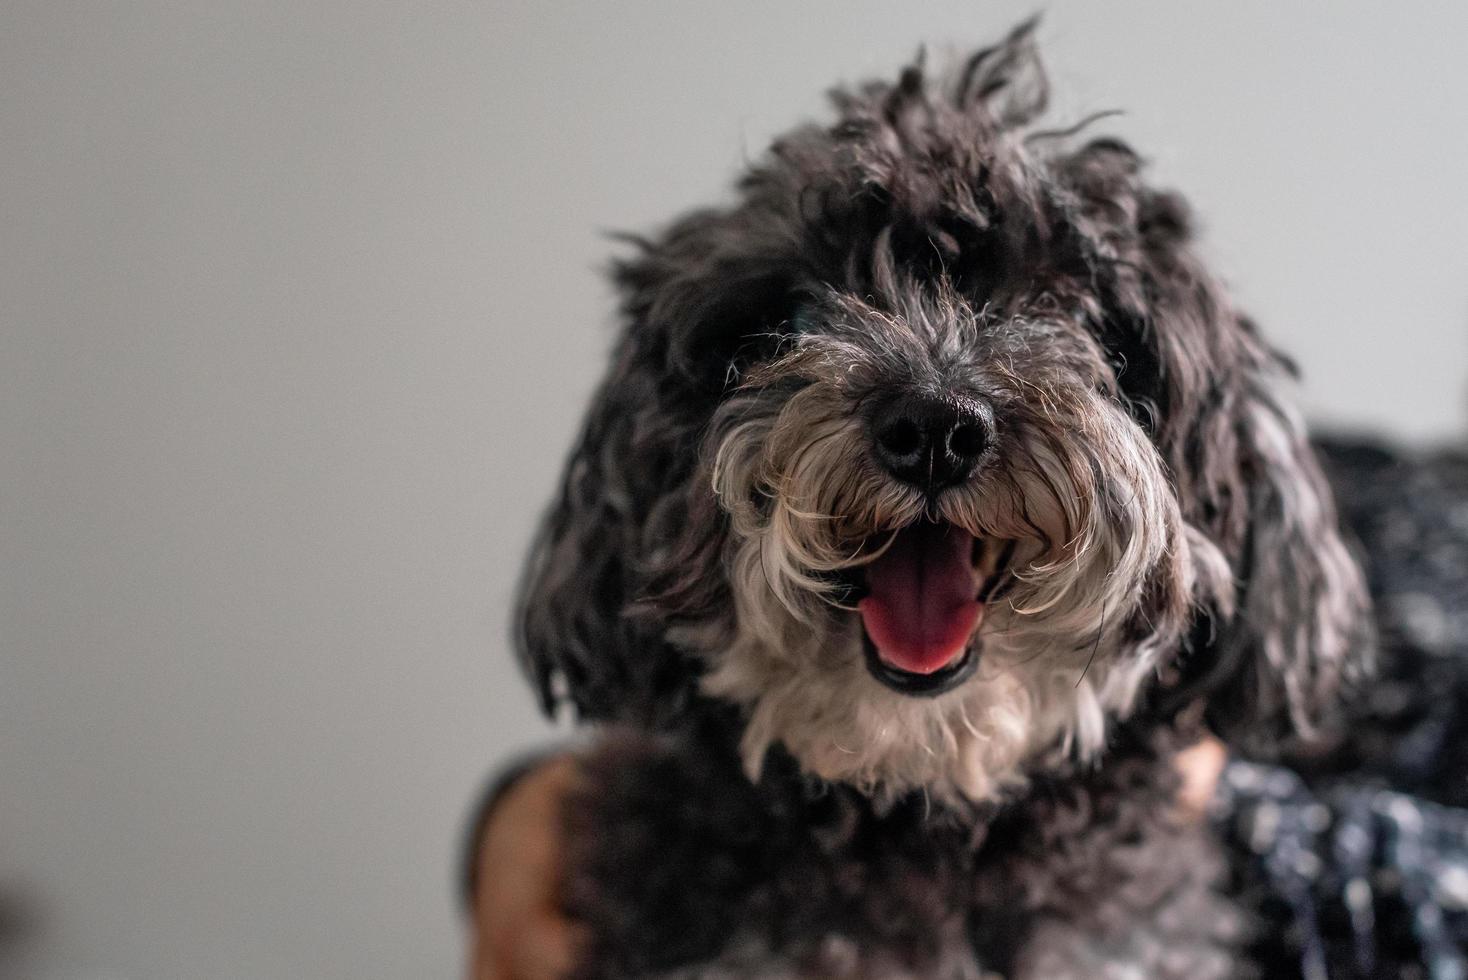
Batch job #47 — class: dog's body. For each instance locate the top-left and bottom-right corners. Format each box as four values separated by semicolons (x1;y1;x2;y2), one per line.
512;22;1388;978
558;712;1239;978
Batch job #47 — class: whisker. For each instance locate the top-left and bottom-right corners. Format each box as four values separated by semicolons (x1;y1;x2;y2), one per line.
1076;597;1108;688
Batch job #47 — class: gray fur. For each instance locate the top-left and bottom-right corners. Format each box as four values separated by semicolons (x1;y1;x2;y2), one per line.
514;18;1371;977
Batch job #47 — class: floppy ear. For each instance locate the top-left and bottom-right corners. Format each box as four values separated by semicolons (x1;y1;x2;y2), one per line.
1197;362;1374;751
513;209;800;725
1058;139;1373;751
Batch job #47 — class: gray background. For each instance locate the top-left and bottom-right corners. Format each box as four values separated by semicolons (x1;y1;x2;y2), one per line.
3;2;1465;978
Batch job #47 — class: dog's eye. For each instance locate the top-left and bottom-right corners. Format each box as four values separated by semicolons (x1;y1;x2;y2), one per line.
1090;315;1165;433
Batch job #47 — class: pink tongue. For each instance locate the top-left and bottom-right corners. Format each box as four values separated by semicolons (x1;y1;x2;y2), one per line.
858;522;983;675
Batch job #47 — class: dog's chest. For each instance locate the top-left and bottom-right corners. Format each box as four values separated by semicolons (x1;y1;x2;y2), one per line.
562;730;1246;979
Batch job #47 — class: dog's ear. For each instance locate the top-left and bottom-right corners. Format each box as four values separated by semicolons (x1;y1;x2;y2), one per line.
1192;358;1374;753
1060;140;1373;752
514;209;800;724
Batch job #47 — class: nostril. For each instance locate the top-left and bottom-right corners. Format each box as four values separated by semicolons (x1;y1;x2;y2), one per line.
877;418;923;458
948;422;987;460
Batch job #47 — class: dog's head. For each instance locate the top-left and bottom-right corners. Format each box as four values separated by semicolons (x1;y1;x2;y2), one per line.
517;22;1370;804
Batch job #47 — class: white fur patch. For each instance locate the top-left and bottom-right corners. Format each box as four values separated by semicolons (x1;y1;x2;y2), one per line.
687;306;1199;804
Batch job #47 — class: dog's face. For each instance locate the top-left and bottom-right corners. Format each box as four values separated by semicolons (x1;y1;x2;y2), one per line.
689;280;1194;803
518;23;1369;804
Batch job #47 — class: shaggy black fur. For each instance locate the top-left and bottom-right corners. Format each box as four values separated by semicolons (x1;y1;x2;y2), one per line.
559;712;1240;978
503;19;1400;978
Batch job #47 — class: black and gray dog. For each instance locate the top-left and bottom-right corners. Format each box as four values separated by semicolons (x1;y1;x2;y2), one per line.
503;20;1445;978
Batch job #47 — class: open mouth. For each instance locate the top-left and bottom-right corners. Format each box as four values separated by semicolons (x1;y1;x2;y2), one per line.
847;520;1014;697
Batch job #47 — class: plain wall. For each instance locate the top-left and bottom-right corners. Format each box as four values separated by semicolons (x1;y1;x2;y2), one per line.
3;2;1465;978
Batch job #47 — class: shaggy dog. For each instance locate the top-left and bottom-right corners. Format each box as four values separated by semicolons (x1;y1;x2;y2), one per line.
513;20;1372;978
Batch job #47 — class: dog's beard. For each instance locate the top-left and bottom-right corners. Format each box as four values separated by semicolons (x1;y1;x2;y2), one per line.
683;361;1214;806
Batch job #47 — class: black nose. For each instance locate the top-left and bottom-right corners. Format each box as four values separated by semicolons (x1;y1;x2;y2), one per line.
870;394;992;491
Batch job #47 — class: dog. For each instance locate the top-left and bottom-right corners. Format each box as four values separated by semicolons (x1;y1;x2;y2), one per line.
512;20;1373;978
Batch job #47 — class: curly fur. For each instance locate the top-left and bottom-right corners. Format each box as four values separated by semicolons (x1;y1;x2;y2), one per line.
512;18;1373;977
695;279;1195;802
